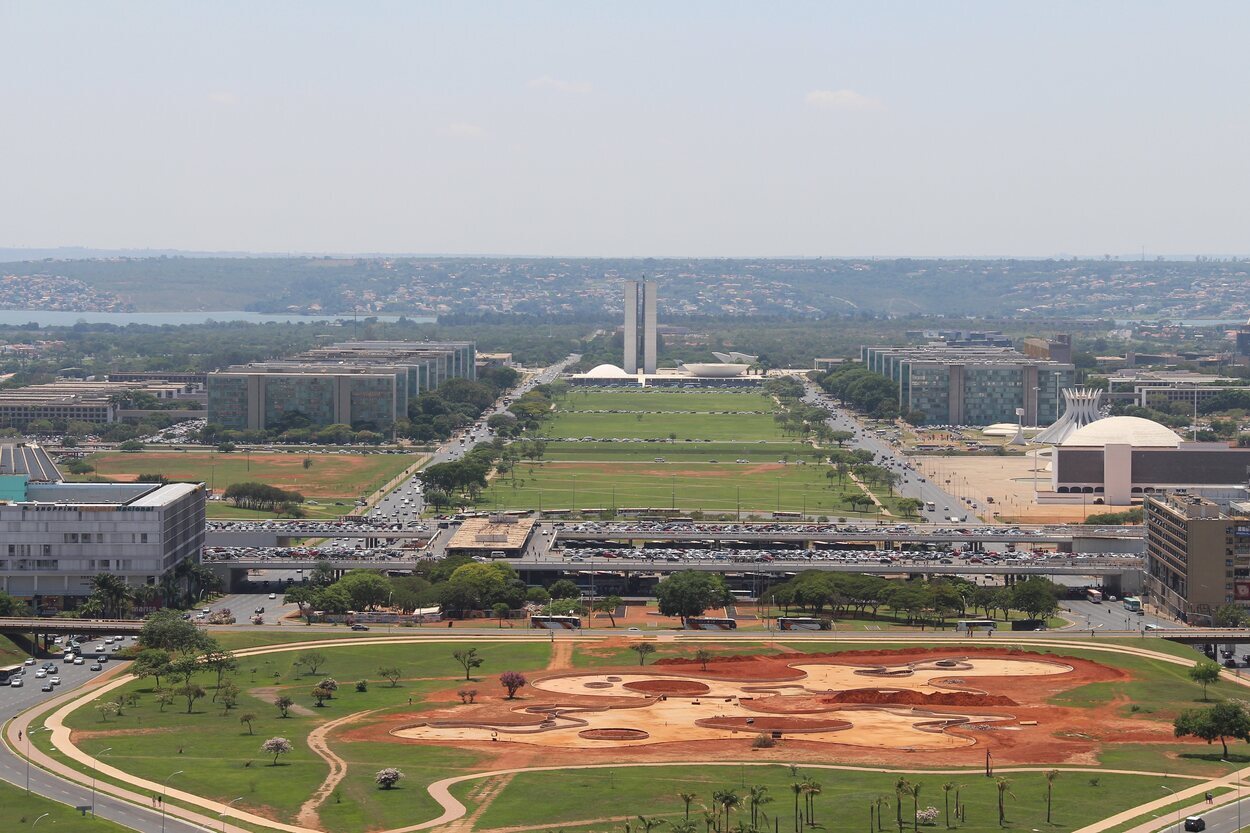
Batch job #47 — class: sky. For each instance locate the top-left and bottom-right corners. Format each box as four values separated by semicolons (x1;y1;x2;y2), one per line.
3;1;1249;258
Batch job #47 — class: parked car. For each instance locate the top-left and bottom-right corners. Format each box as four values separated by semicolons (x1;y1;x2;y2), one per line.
1185;817;1206;832
350;624;370;631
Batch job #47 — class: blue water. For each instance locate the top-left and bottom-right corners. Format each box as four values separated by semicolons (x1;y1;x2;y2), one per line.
0;309;435;327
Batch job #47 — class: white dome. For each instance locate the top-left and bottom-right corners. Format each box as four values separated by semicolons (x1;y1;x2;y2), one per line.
583;363;631;378
1060;416;1181;448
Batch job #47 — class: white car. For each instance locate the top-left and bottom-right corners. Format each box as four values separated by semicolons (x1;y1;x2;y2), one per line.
268;593;277;600
9;677;22;687
34;669;47;678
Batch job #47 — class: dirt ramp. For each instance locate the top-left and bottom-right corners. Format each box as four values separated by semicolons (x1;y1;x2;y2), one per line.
695;716;852;734
622;679;711;696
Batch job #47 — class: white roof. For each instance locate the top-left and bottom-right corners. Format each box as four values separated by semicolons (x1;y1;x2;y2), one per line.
1060;416;1181;448
582;363;631;378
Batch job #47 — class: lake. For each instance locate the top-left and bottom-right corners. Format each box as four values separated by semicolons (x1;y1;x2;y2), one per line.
0;310;435;327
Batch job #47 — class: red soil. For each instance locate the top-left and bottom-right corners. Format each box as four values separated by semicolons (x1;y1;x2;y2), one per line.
822;689;1018;707
623;679;711;696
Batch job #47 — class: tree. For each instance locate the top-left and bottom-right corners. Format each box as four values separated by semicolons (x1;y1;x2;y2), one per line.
453;647;483;680
994;778;1013;826
131;648;173;689
177;682;206;714
636;816;668;833
337;571;391;610
1190;658;1223;701
378;667;402;687
1174;701;1250;758
548;579;581;600
694;648;714;672
261;736;293;766
239;713;257;735
1010;578;1060;620
154;689;174;713
376;767;404;790
1214;605;1249;628
203;650;238;700
139;610;216;655
318;678;339;698
492;602;511;627
311;685;333;707
941;782;955;829
749;784;773;829
1043;770;1058;824
218;680;240;713
631;643;656;666
713;789;741;831
654;571;731;625
274;695;294;718
678;792;697;820
593;595;624;627
499;671;527;699
295;651;328;677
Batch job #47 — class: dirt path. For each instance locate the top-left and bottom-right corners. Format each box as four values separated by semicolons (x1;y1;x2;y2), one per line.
546;639;573;671
436;773;516;833
297;708;381;828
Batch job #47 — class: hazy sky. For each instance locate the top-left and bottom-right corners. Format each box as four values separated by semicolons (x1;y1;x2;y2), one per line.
4;2;1249;257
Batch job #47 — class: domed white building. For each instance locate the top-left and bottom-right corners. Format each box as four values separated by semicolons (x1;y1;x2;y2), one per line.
1050;414;1250;506
582;363;631;379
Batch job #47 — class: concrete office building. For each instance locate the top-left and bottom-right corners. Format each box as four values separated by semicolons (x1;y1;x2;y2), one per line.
861;345;1074;427
0;475;206;610
623;280;657;374
0;379;204;427
1145;493;1250;622
207;340;476;432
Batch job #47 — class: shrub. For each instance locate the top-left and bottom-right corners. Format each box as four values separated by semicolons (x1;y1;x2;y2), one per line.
751;733;776;749
355;680;368;693
499;671;527;699
375;767;404;790
917;807;939;825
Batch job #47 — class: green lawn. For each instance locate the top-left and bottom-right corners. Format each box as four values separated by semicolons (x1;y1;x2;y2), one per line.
560;389;776;413
542;410;788;441
482;459;903;516
457;764;1185;832
0;779;135;832
539;440;820;462
61;641;551;832
0;634;27;665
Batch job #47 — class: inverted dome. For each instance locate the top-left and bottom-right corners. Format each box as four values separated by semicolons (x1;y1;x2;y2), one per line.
584;363;631;378
1060;416;1181;448
680;363;749;377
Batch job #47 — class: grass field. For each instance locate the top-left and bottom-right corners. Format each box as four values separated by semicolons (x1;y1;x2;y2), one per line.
482;459;902;516
75;451;418;518
542;410;789;441
454;765;1180;832
560;389;775;412
540;440;820;462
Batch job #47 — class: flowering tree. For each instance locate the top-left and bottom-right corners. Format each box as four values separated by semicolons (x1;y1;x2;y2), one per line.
261;737;293;766
375;768;405;790
916;807;940;826
499;671;527;699
318;678;339;698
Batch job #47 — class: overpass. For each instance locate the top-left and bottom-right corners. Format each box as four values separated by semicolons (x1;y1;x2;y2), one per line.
206;522;434;548
554;526;1144;550
0;617;143;658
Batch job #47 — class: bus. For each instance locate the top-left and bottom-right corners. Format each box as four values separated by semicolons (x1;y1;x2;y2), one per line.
685;617;738;630
924;501;936;512
1123;596;1143;613
1086;588;1104;604
776;617;832;631
955;619;997;633
530;615;581;630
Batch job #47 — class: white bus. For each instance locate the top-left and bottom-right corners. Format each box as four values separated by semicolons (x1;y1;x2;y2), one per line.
1086;588;1103;604
530;615;581;630
955;619;997;633
686;617;738;630
776;617;832;631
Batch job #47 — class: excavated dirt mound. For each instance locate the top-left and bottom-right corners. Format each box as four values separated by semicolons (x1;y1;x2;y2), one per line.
823;689;1017;707
584;682;614;689
695;716;852;734
623;679;711;696
580;728;650;740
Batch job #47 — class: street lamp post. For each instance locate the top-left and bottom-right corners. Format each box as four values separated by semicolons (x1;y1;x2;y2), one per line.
92;746;113;816
25;725;51;793
161;770;184;833
220;795;246;833
1159;786;1181;833
32;813;50;828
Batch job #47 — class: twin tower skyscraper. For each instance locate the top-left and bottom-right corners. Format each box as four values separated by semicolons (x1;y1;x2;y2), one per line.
622;279;658;374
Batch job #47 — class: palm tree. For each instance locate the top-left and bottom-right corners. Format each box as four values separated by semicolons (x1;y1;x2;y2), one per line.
714;789;742;832
791;783;805;833
678;793;698;820
701;807;718;833
874;796;891;833
805;781;821;827
894;778;911;833
90;573;130;619
672;821;698;833
748;785;772;829
636;816;668;833
941;782;955;829
1043;770;1059;824
131;583;160;613
995;778;1013;827
909;783;922;832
